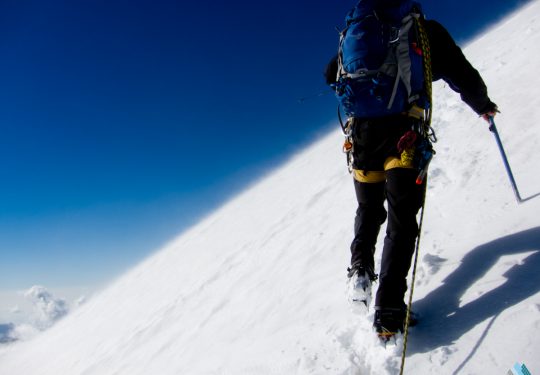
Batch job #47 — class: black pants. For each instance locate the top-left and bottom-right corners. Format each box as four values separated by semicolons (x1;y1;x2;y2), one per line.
350;168;426;309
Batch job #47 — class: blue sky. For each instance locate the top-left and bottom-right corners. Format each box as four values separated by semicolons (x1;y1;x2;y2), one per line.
0;0;529;291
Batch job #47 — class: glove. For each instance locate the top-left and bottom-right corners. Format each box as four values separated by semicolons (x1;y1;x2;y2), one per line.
480;102;499;122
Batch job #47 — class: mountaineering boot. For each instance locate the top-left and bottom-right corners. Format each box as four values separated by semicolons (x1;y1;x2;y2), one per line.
346;263;377;313
373;307;419;342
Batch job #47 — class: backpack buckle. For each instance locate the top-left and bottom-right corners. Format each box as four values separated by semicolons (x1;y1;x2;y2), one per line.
406;103;425;120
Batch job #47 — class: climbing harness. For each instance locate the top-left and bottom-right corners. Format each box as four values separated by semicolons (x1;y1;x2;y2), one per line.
339;107;355;173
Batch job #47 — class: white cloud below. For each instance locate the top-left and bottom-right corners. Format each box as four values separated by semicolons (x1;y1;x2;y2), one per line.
0;285;88;345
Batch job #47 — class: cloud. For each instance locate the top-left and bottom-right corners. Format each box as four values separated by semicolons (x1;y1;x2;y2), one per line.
24;285;70;330
0;286;79;345
10;305;21;314
0;323;17;344
0;323;40;343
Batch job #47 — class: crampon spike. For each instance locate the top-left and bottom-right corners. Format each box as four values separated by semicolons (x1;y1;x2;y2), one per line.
377;331;398;345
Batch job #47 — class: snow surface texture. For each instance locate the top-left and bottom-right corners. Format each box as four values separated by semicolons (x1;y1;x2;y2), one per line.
1;2;540;374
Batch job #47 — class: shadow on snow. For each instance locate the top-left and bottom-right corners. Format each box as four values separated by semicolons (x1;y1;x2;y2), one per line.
409;226;540;355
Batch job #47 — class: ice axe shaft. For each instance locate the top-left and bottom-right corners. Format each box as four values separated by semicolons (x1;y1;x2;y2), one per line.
488;117;523;203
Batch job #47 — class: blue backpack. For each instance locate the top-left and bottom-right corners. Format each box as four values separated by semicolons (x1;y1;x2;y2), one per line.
333;0;430;120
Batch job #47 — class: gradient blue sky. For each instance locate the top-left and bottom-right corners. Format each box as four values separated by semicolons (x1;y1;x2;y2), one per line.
0;0;529;291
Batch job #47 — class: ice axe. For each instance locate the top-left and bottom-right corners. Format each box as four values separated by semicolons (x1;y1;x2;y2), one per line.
488;116;523;203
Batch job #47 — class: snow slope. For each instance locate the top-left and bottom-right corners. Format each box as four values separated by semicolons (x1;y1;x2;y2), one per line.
1;1;540;374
